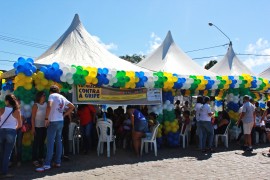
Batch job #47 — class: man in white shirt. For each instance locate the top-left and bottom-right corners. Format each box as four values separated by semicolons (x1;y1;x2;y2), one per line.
237;95;255;151
36;85;74;172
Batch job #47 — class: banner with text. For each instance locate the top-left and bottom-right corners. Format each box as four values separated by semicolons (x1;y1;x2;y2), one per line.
73;84;162;105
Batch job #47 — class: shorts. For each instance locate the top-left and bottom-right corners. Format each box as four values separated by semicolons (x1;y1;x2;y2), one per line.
134;120;148;133
265;122;270;133
243;122;254;134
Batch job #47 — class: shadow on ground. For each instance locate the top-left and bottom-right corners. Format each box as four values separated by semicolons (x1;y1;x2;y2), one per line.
9;142;269;180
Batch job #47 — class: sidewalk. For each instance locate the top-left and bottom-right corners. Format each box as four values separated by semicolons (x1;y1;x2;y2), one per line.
9;143;270;180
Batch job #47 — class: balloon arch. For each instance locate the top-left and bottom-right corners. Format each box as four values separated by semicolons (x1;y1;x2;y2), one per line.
1;57;270;159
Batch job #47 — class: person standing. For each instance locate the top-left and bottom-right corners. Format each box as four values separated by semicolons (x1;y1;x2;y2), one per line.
237;95;255;151
36;85;74;172
0;94;22;178
191;96;203;146
261;101;270;153
31;91;47;167
127;105;148;157
198;96;214;153
77;104;96;154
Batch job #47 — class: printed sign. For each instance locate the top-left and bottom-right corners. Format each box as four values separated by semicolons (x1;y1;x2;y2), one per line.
73;84;162;105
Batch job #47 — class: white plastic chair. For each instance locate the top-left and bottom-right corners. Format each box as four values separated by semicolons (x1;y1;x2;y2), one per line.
72;125;81;155
97;118;113;124
140;123;160;156
96;121;116;157
179;123;189;148
215;121;231;148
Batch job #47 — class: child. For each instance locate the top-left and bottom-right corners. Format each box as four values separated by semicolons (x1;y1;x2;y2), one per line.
145;112;158;139
181;110;191;134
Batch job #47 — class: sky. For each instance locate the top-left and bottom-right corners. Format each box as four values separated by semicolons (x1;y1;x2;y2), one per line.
0;0;270;75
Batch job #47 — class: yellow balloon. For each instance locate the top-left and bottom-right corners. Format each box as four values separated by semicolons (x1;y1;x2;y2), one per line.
24;83;32;90
92;78;98;85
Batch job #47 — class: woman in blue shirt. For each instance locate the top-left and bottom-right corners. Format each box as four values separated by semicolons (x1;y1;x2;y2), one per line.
127;105;148;157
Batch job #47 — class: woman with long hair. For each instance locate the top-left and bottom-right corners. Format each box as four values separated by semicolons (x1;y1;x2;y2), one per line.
0;94;22;178
31;91;47;167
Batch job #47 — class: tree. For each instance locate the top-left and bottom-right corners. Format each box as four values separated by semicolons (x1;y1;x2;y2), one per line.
119;54;145;64
204;60;217;70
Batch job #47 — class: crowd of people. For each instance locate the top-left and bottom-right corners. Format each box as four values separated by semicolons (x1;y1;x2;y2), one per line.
1;89;270;178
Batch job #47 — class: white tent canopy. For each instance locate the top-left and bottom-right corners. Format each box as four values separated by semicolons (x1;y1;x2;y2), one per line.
209;44;254;76
35;14;146;72
137;31;216;76
259;67;270;79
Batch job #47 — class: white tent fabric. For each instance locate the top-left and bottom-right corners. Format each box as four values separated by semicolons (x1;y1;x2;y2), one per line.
137;31;216;76
35;14;146;72
259;67;270;79
209;44;254;76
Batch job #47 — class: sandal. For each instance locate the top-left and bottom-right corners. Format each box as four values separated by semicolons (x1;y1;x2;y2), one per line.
33;161;40;167
208;148;215;153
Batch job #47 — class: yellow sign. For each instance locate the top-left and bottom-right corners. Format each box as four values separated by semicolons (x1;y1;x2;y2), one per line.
77;84;101;101
74;85;162;105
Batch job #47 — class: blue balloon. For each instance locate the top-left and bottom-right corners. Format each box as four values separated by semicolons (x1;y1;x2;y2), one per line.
98;68;103;75
52;62;59;70
18;57;26;65
40;66;47;73
13;62;19;68
142;76;148;82
17;65;25;72
24;62;32;69
31;66;37;73
24;69;33;76
26;58;34;64
102;68;109;75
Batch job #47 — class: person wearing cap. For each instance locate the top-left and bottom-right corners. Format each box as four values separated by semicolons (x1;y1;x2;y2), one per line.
237;95;255;151
36;85;75;172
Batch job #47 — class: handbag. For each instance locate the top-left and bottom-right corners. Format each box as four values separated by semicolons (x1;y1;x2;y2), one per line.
0;110;14;128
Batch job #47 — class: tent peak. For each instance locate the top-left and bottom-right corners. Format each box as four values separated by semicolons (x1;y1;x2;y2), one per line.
69;14;81;30
161;31;174;59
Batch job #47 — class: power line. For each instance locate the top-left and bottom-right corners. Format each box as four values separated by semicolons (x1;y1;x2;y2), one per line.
193;55;224;60
0;50;36;58
0;60;16;62
192;53;270;60
236;53;270;57
185;43;229;53
0;34;49;49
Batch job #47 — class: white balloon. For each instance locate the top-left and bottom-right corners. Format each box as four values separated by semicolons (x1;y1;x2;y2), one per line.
60;76;67;82
59;62;66;68
167;106;173;111
62;67;69;75
163;104;168;110
153;76;159;81
66;72;73;80
24;104;31;111
152;106;157;112
71;67;77;74
165;100;171;105
67;79;74;85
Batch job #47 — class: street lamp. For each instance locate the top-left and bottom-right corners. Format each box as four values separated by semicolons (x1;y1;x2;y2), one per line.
208;22;232;45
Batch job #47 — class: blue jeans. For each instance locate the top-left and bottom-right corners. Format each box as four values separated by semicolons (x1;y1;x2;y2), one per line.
81;122;93;152
199;121;214;149
0;128;17;174
44;121;63;166
11;129;23;162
